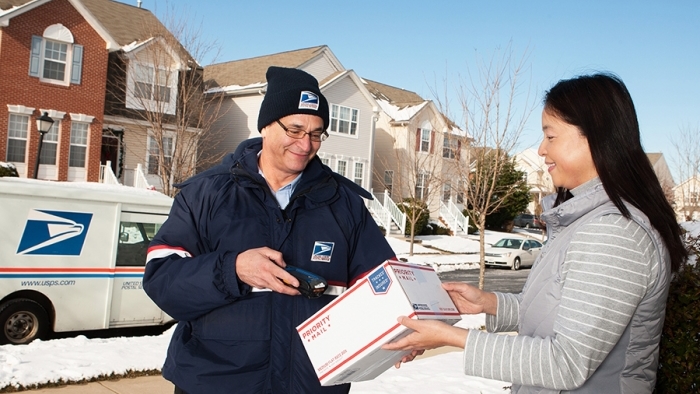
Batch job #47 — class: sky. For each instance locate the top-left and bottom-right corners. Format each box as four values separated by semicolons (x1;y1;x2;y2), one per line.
143;0;700;181
2;226;698;391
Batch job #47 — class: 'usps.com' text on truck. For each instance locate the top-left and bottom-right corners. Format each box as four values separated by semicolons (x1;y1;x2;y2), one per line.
0;177;174;344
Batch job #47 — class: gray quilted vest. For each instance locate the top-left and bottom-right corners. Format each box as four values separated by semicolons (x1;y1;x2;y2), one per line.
513;180;671;394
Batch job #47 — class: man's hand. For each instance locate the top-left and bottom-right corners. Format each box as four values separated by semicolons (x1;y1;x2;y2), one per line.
442;282;497;315
235;247;300;296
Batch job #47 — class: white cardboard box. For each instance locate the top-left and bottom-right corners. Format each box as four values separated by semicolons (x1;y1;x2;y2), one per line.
296;260;461;386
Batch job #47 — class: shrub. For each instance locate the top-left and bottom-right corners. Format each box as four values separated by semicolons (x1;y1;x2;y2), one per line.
656;233;700;393
399;199;429;236
420;222;452;236
0;162;19;177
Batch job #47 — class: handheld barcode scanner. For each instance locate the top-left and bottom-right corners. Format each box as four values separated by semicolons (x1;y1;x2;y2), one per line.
283;265;327;299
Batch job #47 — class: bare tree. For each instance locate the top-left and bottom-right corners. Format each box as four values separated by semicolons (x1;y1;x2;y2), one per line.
671;124;700;221
105;6;226;196
448;46;535;289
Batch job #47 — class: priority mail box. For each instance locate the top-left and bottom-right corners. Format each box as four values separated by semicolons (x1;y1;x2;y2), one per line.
296;260;461;386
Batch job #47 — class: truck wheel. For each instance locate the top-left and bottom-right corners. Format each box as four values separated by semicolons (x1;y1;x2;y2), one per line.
511;257;521;271
0;299;50;345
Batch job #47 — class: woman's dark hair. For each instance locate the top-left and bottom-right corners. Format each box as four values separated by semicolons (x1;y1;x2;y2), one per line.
544;73;687;271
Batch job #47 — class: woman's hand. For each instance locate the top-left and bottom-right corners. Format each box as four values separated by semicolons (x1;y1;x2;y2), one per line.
382;316;468;367
442;282;498;315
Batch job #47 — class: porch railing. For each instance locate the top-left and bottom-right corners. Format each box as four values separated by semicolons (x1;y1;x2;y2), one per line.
440;197;469;234
99;160;120;185
378;189;407;235
134;163;152;190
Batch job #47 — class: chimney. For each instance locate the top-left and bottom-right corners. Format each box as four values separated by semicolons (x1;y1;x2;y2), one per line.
137;0;142;7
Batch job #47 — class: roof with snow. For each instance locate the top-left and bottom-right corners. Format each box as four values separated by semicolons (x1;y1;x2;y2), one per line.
204;46;329;91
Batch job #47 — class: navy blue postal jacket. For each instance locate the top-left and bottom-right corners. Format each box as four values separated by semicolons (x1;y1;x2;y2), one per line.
143;138;396;394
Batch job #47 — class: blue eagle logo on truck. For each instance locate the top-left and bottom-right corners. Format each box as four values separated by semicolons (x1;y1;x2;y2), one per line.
16;209;93;255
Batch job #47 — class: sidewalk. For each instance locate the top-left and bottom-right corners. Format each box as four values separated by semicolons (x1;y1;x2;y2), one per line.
25;376;173;394
24;348;465;393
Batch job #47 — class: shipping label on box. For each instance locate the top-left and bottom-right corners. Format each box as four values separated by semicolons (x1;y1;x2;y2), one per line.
296;260;461;386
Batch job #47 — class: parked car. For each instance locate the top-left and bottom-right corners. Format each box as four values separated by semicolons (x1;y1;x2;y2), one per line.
484;238;544;270
512;213;544;229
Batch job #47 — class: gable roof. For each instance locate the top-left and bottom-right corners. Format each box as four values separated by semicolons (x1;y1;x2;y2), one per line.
80;0;168;47
204;45;331;90
364;78;463;134
1;0;175;53
646;152;662;166
363;78;425;108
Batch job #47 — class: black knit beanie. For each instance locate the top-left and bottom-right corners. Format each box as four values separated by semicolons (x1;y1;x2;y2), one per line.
257;66;330;132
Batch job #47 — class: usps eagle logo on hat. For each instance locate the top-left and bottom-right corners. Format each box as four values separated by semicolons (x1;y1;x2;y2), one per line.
299;91;320;111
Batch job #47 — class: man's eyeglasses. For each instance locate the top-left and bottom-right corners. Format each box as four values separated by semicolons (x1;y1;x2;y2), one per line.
276;120;328;142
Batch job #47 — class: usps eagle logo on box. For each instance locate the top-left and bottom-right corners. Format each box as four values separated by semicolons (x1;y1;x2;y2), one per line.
298;91;320;110
311;241;334;262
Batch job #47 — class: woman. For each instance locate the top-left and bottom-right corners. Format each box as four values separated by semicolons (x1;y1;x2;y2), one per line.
384;73;687;393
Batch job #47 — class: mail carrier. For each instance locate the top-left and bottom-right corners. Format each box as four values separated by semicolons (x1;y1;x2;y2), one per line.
0;177;174;344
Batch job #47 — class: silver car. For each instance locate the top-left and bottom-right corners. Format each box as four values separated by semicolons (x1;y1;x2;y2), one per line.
484;238;543;270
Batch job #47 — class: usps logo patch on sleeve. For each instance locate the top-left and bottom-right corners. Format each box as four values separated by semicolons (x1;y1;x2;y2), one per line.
299;91;320;110
311;241;334;262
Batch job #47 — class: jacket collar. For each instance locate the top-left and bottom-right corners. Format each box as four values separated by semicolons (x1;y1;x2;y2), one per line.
541;178;610;231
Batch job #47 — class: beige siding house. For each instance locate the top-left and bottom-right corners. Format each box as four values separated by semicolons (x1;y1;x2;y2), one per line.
514;148;553;215
202;46;381;191
364;79;470;232
516;150;677;218
674;175;700;221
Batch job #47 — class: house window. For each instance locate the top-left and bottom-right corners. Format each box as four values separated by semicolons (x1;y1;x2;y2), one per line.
416;172;429;200
320;157;329;166
43;40;68;81
330;104;358;136
148;135;173;175
336;160;347;177
39;121;60;165
443;182;451;202
384;170;393;196
133;64;171;103
69;122;89;167
353;162;364;186
419;128;431;152
29;24;83;86
443;136;458;159
6;114;29;163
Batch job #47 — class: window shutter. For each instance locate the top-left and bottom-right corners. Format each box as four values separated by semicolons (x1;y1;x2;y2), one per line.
29;36;42;77
70;44;83;84
429;130;435;154
415;128;420;151
456;140;462;160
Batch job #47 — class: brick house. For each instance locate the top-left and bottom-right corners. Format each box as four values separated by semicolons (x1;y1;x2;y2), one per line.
0;0;111;181
1;0;196;192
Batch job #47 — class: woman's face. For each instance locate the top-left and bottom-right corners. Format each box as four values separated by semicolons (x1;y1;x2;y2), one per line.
538;109;598;190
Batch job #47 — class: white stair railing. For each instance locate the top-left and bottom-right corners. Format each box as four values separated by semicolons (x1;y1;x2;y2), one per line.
367;190;393;233
134;163;153;190
99;160;120;185
382;190;407;235
440;197;469;234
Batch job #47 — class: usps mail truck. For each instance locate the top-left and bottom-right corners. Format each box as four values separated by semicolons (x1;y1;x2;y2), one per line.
0;177;175;344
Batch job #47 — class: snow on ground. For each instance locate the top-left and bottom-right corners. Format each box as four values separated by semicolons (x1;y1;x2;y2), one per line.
0;224;694;392
0;314;510;393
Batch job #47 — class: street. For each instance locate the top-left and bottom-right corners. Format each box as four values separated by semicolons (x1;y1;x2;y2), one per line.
439;266;530;294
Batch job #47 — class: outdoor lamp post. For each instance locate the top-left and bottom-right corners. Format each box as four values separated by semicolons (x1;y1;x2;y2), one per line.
33;112;54;179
